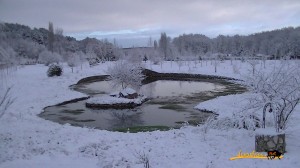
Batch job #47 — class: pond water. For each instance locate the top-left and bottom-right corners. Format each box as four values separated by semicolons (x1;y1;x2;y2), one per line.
74;80;223;97
39;79;245;131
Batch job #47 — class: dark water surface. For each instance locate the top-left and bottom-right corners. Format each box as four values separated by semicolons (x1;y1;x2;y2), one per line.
39;79;245;131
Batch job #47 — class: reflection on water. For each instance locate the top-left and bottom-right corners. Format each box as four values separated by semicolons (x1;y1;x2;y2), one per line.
141;80;221;97
40;80;226;130
74;80;224;97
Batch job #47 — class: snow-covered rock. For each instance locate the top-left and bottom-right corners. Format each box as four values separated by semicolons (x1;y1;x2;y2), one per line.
255;128;285;136
119;88;138;99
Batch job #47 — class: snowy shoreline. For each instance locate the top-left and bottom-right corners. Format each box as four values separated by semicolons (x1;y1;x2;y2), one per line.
1;61;300;168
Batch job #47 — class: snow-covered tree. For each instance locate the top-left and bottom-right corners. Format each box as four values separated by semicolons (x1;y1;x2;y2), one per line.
67;52;80;73
244;64;300;132
106;60;144;90
38;50;61;66
76;51;87;70
112;45;123;61
0;46;16;66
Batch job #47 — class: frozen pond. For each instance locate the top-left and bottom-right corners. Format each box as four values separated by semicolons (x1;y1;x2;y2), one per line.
39;79;245;131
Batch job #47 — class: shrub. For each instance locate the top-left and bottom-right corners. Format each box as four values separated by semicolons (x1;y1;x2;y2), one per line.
47;64;63;77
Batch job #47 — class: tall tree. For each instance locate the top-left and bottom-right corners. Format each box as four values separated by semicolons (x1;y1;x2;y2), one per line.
48;22;54;53
148;36;153;47
153;40;158;50
54;27;64;54
159;32;168;60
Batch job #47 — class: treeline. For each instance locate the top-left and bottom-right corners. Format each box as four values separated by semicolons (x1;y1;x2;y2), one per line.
168;27;300;60
0;22;120;66
1;22;300;67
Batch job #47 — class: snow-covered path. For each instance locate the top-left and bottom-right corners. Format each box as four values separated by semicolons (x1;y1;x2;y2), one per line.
0;61;299;168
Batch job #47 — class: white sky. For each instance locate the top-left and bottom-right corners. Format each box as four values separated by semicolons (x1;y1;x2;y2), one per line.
1;0;300;47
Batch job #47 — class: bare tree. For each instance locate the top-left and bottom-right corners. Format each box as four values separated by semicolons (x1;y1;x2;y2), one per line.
55;27;63;36
54;27;64;54
246;58;259;75
210;53;220;73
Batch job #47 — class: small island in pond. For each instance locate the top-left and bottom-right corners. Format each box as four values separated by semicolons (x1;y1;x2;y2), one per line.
85;88;147;109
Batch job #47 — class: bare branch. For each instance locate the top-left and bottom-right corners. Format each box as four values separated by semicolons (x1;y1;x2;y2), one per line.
244;64;300;132
0;86;14;118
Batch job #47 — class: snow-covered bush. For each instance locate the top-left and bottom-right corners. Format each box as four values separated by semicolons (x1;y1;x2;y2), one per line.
47;64;63;77
244;64;300;132
211;117;235;130
79;143;105;157
199;116;216;140
38;50;61;66
106;60;144;89
232;109;261;130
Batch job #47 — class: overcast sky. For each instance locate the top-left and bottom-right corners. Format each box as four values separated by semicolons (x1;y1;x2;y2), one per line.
1;0;300;47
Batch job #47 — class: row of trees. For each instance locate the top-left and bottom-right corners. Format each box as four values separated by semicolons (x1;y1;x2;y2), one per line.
156;27;300;61
0;22;122;68
173;27;300;59
1;22;300;70
125;27;300;66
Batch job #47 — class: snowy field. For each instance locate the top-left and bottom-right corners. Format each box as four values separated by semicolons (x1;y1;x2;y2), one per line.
0;60;300;168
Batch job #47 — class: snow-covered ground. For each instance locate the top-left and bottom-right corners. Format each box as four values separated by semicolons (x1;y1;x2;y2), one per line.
0;60;300;168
